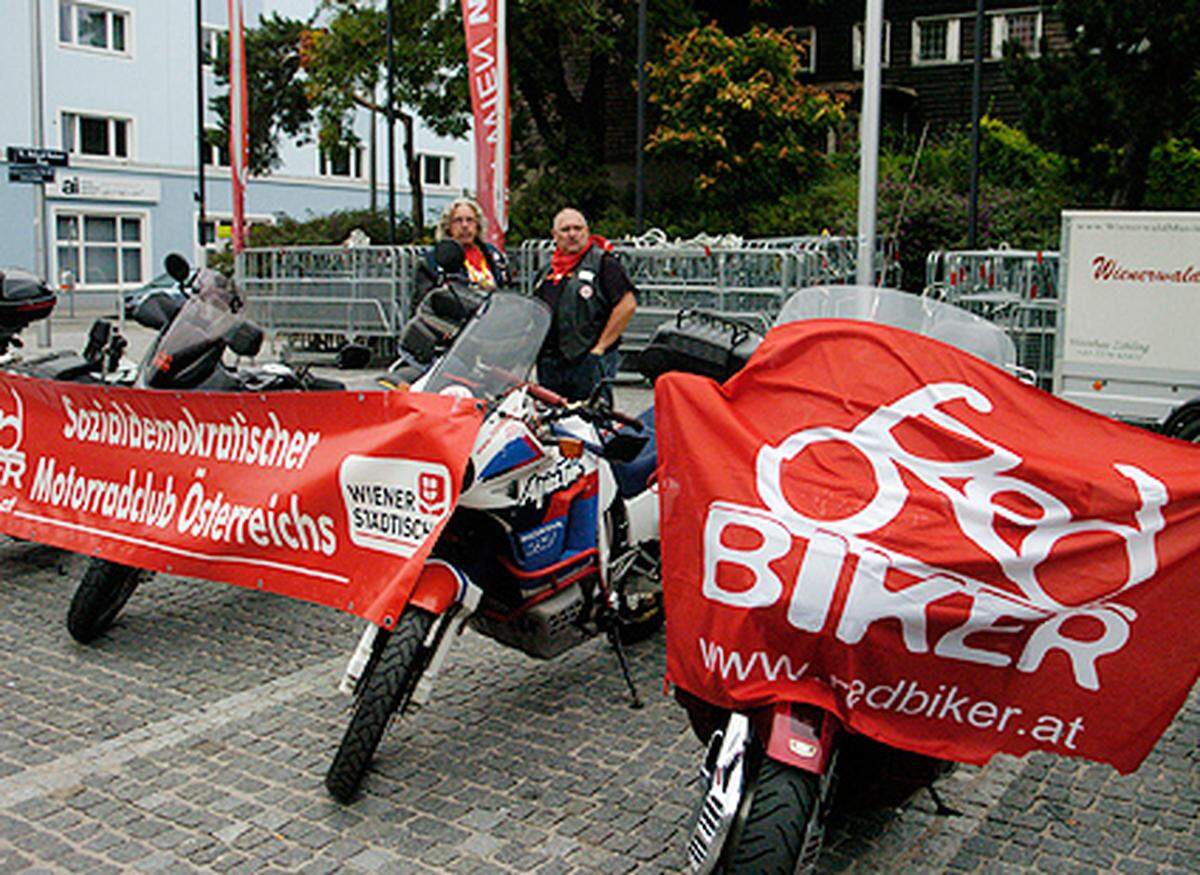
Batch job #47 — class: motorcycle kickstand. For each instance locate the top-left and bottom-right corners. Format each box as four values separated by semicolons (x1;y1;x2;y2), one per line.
605;625;644;710
927;785;961;817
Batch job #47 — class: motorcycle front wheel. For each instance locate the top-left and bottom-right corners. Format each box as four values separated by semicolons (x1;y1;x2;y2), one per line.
67;558;152;643
324;607;435;803
720;757;823;875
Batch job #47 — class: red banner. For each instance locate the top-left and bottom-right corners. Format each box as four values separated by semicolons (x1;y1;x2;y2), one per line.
657;321;1200;773
0;374;481;629
460;0;508;247
227;0;249;253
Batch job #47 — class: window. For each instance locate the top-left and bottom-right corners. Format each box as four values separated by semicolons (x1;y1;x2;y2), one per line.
59;2;129;54
989;9;1042;58
55;210;145;289
198;214;275;250
318;145;366;179
852;20;892;69
796;27;816;73
912;17;960;65
421;154;454;188
62;111;131;159
201;25;225;66
203;129;230;168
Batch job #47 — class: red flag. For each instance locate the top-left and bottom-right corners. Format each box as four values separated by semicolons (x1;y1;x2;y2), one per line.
227;0;249;253
460;0;508;248
657;320;1200;773
0;375;481;629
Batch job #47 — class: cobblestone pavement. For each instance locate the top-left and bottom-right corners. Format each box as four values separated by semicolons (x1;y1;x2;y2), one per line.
0;317;1195;873
0;541;1195;874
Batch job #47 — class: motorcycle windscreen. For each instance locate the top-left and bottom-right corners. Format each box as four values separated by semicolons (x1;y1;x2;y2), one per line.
421;292;550;403
139;270;240;388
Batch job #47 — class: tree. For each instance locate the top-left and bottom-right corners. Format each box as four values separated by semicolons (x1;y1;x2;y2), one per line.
300;0;470;232
644;23;845;211
210;13;313;176
1007;0;1200;207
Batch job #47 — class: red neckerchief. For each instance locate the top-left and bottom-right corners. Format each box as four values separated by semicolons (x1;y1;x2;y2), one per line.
548;235;612;282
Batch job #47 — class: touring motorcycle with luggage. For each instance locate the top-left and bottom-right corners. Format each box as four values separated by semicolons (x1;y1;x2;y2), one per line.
667;286;1024;874
0;266;129;383
66;254;362;643
324;290;668;802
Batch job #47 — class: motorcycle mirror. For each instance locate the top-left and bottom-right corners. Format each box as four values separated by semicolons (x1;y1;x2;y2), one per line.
224;320;263;358
132;290;183;331
601;432;647;464
433;239;466;274
336;343;372;370
164;253;191;284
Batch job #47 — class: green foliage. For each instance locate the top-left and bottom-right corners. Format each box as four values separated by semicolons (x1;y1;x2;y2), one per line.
210;14;313;176
920;117;1068;192
302;0;468;145
1146;138;1200;208
644;23;845;205
246;209;417;248
1007;0;1200;206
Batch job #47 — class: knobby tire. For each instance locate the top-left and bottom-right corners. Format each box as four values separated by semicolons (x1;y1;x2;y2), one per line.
67;558;151;643
324;608;435;803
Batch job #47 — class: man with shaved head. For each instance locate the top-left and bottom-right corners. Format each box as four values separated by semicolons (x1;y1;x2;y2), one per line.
533;208;637;403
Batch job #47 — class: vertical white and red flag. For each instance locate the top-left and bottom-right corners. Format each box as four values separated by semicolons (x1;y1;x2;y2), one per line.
460;0;509;247
227;0;250;253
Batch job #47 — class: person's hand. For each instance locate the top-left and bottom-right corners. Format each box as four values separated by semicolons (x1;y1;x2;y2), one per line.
590;345;606;357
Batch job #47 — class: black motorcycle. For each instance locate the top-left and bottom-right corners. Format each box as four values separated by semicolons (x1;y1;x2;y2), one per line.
0;266;128;383
66;254;366;643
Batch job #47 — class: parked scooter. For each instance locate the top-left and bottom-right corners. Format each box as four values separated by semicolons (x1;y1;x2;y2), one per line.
66;254;364;644
674;286;1023;874
324;291;665;802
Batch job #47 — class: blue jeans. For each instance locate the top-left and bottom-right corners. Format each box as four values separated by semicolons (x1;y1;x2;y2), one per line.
537;348;619;404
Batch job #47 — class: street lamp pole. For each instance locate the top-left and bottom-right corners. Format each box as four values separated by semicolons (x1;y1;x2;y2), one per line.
855;0;884;286
196;0;208;255
30;0;50;346
967;0;985;249
386;0;396;244
634;0;646;233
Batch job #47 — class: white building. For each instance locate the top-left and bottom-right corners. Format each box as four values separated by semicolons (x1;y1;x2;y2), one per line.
0;0;473;297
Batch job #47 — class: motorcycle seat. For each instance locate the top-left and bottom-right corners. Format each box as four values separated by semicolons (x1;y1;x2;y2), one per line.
609;407;657;498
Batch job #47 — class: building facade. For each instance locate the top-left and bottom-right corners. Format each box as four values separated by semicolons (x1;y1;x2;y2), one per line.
0;0;473;297
788;1;1065;135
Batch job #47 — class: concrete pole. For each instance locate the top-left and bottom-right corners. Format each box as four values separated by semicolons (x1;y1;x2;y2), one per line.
31;0;51;346
855;0;884;287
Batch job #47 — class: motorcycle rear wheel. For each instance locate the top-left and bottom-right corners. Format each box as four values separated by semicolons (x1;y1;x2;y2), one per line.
67;558;151;643
324;607;435;803
719;757;823;875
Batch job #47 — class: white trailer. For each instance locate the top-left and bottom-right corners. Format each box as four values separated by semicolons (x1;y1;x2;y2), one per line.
1054;210;1200;426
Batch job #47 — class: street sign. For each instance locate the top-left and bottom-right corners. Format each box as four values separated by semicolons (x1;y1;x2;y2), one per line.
8;165;56;184
6;146;69;167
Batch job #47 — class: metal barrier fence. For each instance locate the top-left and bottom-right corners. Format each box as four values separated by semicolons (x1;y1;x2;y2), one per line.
236;232;897;361
236;246;425;349
923;247;1060;388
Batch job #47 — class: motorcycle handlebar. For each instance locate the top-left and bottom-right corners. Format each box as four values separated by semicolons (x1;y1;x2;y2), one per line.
526;382;568;407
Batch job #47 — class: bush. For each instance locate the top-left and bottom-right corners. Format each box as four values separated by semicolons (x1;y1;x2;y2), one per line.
248;209;416;248
1146;138;1200;208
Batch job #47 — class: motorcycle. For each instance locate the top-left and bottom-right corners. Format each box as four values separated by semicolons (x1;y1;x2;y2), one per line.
0;266;130;383
66;254;364;644
676;285;1024;875
324;290;665;802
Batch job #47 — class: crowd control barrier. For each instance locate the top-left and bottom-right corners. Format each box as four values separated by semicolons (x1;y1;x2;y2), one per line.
924;247;1060;388
236;232;897;364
